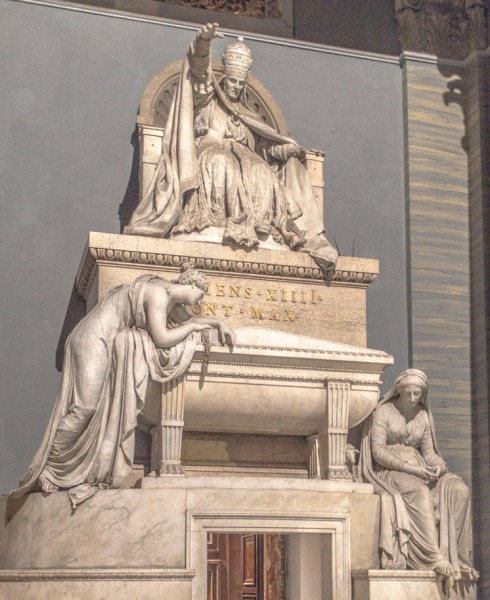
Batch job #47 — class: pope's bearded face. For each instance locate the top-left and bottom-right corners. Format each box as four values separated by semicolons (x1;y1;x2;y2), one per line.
222;75;246;100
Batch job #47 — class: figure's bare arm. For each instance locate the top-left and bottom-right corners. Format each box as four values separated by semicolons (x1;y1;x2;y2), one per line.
188;23;223;88
420;417;447;476
145;285;210;348
171;304;236;347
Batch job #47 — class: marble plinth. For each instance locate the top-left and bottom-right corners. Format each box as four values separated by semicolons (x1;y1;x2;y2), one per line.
0;478;380;600
352;569;477;600
75;232;378;346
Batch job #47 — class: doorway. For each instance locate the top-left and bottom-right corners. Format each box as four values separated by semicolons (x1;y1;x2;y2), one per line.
207;533;286;600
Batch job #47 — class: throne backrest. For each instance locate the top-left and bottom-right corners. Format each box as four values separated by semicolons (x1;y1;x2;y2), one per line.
136;60;324;211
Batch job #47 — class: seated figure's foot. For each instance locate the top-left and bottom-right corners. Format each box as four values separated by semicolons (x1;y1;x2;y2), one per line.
38;471;59;493
460;563;479;581
255;222;271;236
434;560;456;578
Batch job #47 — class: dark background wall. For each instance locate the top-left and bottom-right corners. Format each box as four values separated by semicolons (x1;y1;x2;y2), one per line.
294;0;400;55
0;0;407;493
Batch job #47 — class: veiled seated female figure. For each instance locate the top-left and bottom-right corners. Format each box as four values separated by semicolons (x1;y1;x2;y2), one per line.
360;369;478;582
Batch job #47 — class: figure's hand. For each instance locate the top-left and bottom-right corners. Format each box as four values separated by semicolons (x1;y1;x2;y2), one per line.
431;463;447;479
407;464;438;483
217;323;236;347
199;23;224;41
289;145;306;161
192;323;213;333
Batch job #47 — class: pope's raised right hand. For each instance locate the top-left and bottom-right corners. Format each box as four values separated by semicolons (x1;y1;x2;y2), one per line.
199;23;224;41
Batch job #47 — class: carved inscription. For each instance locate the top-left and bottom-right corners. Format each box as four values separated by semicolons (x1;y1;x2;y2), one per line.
190;283;322;322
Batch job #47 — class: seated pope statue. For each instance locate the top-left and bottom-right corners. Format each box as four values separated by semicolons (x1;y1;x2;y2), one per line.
11;266;235;507
125;23;338;273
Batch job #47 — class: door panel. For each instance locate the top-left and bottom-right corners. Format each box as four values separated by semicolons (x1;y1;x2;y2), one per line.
207;533;285;600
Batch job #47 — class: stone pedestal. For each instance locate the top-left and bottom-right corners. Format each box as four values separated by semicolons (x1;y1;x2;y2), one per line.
0;478;379;600
352;569;477;600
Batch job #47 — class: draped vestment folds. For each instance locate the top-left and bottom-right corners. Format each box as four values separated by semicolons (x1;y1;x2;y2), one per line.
125;37;338;271
12;276;196;506
360;400;473;577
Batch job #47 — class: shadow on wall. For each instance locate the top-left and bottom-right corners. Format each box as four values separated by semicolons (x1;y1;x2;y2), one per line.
118;127;141;232
439;62;466;152
437;55;489;598
56;126;141;367
55;284;86;372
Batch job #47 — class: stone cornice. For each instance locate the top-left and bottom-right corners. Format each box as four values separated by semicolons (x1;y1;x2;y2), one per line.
395;0;488;61
75;232;379;298
197;343;391;359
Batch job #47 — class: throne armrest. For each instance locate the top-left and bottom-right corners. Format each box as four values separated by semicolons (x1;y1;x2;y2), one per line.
304;149;325;219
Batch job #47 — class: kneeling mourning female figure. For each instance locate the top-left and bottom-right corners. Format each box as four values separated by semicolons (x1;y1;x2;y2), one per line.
360;369;478;582
11;266;235;507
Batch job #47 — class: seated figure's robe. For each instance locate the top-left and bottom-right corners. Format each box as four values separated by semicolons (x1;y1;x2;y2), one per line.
125;37;338;272
360;379;474;579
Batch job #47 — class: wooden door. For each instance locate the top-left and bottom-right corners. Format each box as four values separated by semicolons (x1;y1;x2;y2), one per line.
207;533;285;600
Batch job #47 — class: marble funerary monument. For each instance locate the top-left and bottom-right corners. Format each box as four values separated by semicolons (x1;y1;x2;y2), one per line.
0;23;478;600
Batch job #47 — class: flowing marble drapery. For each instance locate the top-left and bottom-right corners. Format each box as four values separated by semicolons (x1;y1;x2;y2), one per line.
125;33;338;272
12;276;196;507
360;370;474;578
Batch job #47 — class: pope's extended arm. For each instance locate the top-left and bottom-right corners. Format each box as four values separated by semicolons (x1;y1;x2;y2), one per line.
188;23;223;94
267;142;305;162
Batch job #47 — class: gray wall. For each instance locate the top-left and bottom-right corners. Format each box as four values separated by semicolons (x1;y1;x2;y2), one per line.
294;0;400;55
0;0;407;493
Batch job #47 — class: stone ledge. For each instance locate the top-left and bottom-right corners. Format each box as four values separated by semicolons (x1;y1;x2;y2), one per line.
75;232;379;297
352;569;476;600
352;569;438;582
0;568;195;581
139;475;374;493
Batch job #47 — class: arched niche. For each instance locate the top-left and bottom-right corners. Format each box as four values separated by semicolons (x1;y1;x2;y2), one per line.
135;60;324;212
138;60;291;135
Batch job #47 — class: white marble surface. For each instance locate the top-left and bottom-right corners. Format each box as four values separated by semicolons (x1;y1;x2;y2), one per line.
140;474;373;493
0;576;193;600
352;570;477;600
0;477;378;572
76;232;378;346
